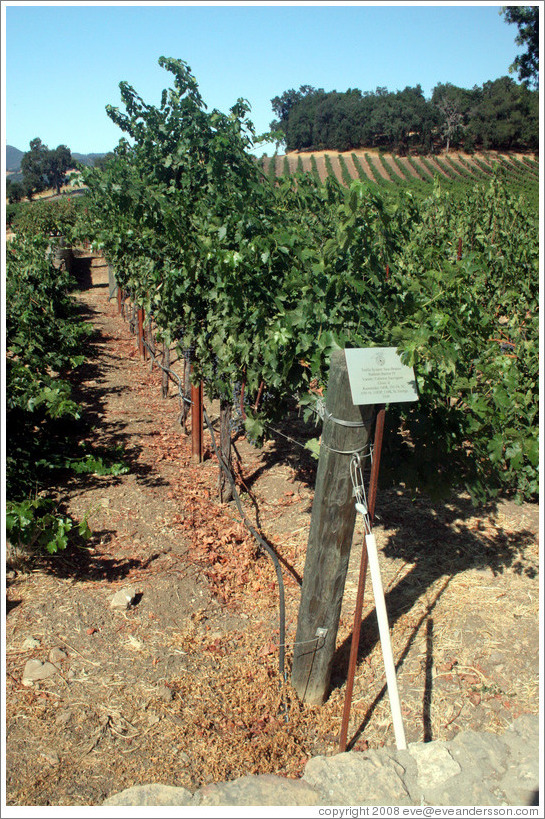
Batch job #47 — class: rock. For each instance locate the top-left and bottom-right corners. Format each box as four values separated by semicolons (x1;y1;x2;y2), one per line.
156;684;173;702
55;709;73;727
103;784;194;806
103;716;540;809
22;637;41;650
22;659;58;683
409;742;461;789
303;749;412;805
110;586;138;610
197;774;322;806
40;749;60;766
49;647;68;665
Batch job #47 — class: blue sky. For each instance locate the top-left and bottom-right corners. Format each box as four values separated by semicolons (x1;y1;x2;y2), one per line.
2;1;535;157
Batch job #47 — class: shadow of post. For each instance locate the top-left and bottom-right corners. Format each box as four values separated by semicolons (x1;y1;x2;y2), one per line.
329;490;537;748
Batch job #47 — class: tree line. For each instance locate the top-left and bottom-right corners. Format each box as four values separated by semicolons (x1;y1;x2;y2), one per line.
269;76;539;155
269;7;539;155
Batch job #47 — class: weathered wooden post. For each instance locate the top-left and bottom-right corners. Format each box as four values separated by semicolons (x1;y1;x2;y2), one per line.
219;398;233;502
291;349;374;704
162;341;170;399
137;307;145;359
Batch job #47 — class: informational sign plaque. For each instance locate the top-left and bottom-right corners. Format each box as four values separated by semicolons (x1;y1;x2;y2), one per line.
345;347;419;406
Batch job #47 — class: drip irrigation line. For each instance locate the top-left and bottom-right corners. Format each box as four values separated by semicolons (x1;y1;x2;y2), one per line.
202;405;288;702
141;338;190;420
135;335;289;716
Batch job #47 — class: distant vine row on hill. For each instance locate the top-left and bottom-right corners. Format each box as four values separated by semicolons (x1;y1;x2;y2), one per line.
257;150;539;209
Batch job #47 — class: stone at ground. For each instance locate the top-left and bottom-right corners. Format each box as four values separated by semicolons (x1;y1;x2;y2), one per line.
39;750;60;767
103;784;193;806
102;716;539;808
49;647;68;665
304;750;412;805
110;585;139;610
22;659;58;684
196;774;323;806
21;638;41;650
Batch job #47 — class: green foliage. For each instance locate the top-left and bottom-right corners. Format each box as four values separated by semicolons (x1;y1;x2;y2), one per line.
270;77;538;154
501;6;539;88
6;178;25;203
20;137;73;197
10;196;82;239
6;498;91;555
83;57;538;503
6;231;97;556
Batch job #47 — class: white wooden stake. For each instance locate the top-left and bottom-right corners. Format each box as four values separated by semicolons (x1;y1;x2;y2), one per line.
356;506;407;750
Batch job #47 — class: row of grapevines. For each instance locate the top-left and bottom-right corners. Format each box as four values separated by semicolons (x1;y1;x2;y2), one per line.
6;229;92;555
81;57;538;502
6;207;129;557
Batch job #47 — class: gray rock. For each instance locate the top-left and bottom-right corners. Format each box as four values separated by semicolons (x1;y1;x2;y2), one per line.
39;749;60;766
22;659;58;683
55;709;73;727
49;647;68;665
197;774;322;806
22;637;41;650
101;715;541;809
303;750;411;805
450;729;509;778
110;586;138;610
409;742;461;788
155;684;173;702
103;784;194;806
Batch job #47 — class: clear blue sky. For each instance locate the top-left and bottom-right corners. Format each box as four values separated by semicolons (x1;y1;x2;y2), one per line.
2;1;533;157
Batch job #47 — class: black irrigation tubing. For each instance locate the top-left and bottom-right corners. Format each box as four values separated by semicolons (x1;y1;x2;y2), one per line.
202;404;288;696
139;333;289;708
141;337;189;419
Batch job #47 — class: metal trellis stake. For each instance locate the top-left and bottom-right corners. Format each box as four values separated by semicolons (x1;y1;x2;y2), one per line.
191;375;204;463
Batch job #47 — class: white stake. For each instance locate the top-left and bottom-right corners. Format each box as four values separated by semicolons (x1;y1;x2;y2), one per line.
362;526;407;750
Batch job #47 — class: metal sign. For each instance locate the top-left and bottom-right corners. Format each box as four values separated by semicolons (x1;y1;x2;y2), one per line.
345;347;419;406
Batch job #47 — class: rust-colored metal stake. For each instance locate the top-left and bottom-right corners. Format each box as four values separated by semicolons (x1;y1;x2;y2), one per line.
137;307;146;360
253;380;265;412
117;287;122;314
191;377;203;463
339;406;386;753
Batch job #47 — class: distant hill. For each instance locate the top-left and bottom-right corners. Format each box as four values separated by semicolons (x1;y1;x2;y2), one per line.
6;145;108;173
72;152;108;167
6;145;24;172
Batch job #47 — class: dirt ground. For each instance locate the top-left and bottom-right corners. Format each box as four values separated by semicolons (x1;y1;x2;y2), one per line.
4;251;540;807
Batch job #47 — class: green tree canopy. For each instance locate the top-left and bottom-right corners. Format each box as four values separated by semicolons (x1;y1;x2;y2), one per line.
270;75;537;153
501;5;539;88
20;138;73;198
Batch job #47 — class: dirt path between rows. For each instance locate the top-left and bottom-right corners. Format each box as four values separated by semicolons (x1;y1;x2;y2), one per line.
5;251;540;806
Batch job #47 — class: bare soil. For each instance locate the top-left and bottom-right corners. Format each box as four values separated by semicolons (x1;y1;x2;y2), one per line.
4;251;540;807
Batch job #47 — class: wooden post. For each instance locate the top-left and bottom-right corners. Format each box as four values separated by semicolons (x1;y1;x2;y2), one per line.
137;307;145;359
148;316;155;371
117;287;122;314
162;342;170;399
191;376;203;463
291;350;374;705
180;356;192;427
219;398;233;503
